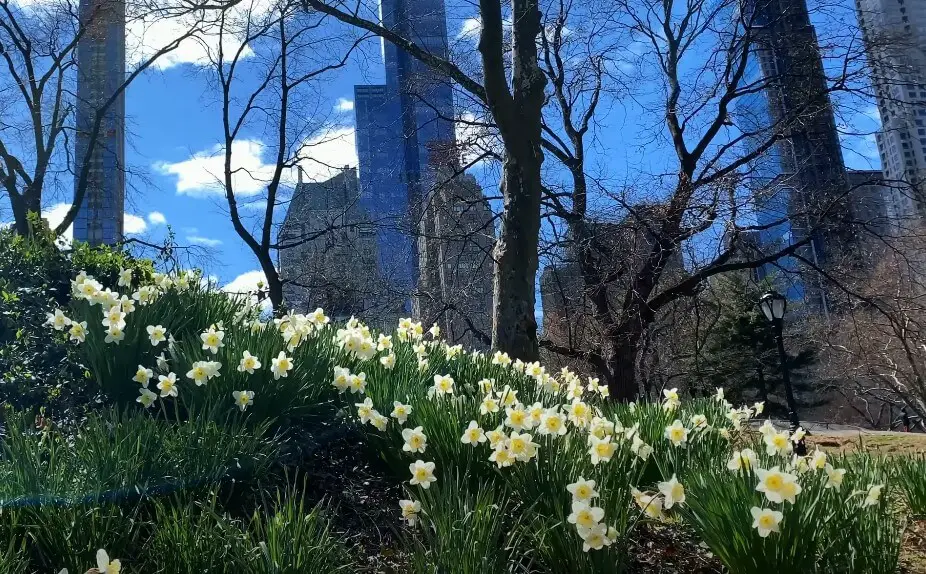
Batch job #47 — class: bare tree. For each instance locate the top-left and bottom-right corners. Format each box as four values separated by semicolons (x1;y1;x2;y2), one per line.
535;0;878;400
300;0;547;359
0;0;203;236
204;0;365;311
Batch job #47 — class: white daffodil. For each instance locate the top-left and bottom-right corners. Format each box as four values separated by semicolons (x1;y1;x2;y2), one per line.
566;477;599;502
750;507;783;537
233;390;255;412
270;351;294;380
567;400;591;428
332;366;350;393
96;549;121;574
402;426;428;453
408;460;437;489
237;351;262;374
756;467;802;504
631;489;666;520
689;414;709;429
371;412;389;431
461;421;486;446
824;464;846;490
119;295;135;314
137;388;157;408
578;522;615;552
753;401;765;415
588;435;617;465
715;387;725;402
658;474;686;509
186;361;210;386
538;408;568;436
567;501;605;530
506;432;538;462
46;309;71;331
477;378;495;394
662;387;680;411
68;321;87;343
428;323;441;338
118;268;133;287
157;372;178;397
391;401;412;424
102;307;126;330
480;394;500;416
664;420;689;447
504;404;531;431
431;374;455;396
347;372;367;394
146;324;167;346
200;326;225;354
489;445;515;468
399;499;421;526
727;448;759;472
133;365;153;387
104;325;125;344
156;352;169;372
759;419;777;438
863;484;884;507
380;353;396;369
492;351;512;366
809;449;827;470
486;426;506;450
355;399;375;423
765;431;793;457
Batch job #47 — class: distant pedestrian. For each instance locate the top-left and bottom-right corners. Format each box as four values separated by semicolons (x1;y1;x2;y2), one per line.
902;408;911;433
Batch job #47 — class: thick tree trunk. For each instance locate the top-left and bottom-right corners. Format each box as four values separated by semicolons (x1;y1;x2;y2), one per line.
257;254;284;314
492;156;542;360
10;190;40;236
608;335;641;401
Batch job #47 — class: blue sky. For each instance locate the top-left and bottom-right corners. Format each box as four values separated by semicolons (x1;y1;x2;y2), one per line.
35;0;883;297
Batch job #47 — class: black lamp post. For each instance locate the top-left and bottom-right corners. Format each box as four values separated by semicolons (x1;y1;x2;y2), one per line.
759;290;806;455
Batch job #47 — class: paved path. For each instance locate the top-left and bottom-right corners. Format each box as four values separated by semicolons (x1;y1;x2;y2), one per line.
764;419;926;437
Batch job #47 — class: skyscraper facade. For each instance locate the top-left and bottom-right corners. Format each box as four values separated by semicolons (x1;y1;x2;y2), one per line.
354;84;415;299
856;0;926;229
352;0;494;334
74;0;125;245
738;0;850;310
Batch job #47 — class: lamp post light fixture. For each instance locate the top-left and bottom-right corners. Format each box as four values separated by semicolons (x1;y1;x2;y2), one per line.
759;290;806;455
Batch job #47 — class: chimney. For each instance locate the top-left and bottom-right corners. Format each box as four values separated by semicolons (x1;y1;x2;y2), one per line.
297;166;304;184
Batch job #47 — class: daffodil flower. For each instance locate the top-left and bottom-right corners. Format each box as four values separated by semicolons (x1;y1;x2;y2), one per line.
233;390;255;411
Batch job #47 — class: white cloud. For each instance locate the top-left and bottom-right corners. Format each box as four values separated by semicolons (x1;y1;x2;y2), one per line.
335;98;354;113
148;211;167;225
40;203;145;242
457;17;482;40
155;140;269;197
222;269;272;312
187;235;223;247
157;128;358;196
125;4;260;70
455;111;501;168
295;127;357;183
222;269;266;293
43;202;73;246
124;213;147;234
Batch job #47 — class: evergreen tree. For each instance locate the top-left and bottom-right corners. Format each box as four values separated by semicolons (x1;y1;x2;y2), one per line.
693;274;819;416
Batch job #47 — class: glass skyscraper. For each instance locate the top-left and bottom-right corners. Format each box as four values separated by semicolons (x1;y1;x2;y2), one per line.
73;0;126;245
354;0;456;307
738;0;849;312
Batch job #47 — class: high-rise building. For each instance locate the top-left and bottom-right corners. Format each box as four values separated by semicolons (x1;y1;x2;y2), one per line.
856;0;926;229
73;0;125;245
277;168;389;322
354;84;415;299
416;162;494;347
738;0;851;311
351;0;493;330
